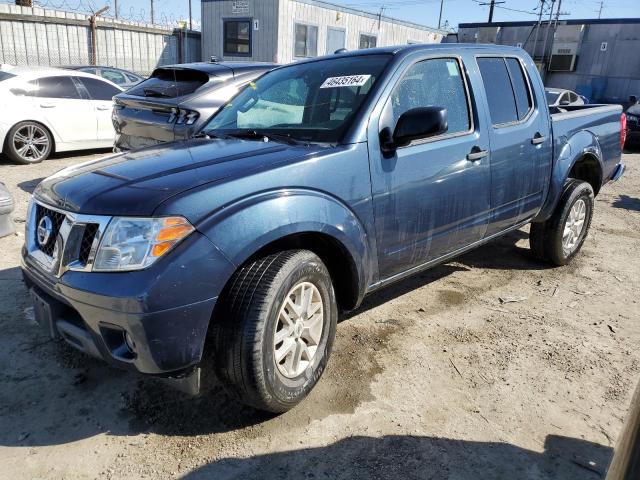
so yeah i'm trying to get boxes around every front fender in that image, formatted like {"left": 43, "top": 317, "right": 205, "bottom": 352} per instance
{"left": 534, "top": 130, "right": 603, "bottom": 222}
{"left": 197, "top": 188, "right": 373, "bottom": 301}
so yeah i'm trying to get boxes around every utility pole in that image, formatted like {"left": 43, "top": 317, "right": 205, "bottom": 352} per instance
{"left": 150, "top": 0, "right": 155, "bottom": 24}
{"left": 479, "top": 0, "right": 505, "bottom": 23}
{"left": 438, "top": 0, "right": 444, "bottom": 29}
{"left": 114, "top": 0, "right": 119, "bottom": 19}
{"left": 597, "top": 0, "right": 604, "bottom": 18}
{"left": 541, "top": 0, "right": 555, "bottom": 67}
{"left": 532, "top": 0, "right": 545, "bottom": 59}
{"left": 189, "top": 0, "right": 193, "bottom": 30}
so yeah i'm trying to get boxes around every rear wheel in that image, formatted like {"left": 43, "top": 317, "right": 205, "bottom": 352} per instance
{"left": 4, "top": 121, "right": 53, "bottom": 164}
{"left": 212, "top": 250, "right": 337, "bottom": 412}
{"left": 530, "top": 179, "right": 594, "bottom": 265}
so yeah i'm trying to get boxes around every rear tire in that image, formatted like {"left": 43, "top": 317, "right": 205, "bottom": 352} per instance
{"left": 212, "top": 250, "right": 337, "bottom": 413}
{"left": 4, "top": 121, "right": 53, "bottom": 165}
{"left": 530, "top": 179, "right": 594, "bottom": 266}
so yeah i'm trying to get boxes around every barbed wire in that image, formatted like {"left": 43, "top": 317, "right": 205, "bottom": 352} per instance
{"left": 0, "top": 0, "right": 200, "bottom": 30}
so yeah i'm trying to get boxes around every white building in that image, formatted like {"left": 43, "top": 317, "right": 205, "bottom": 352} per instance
{"left": 201, "top": 0, "right": 445, "bottom": 64}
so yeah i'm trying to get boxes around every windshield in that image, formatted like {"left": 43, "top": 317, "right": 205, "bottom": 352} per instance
{"left": 204, "top": 54, "right": 392, "bottom": 144}
{"left": 546, "top": 90, "right": 561, "bottom": 104}
{"left": 0, "top": 71, "right": 16, "bottom": 82}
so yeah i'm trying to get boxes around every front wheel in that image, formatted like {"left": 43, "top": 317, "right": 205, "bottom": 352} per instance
{"left": 530, "top": 179, "right": 594, "bottom": 266}
{"left": 212, "top": 250, "right": 337, "bottom": 413}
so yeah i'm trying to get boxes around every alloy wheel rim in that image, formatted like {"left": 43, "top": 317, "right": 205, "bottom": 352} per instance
{"left": 13, "top": 124, "right": 49, "bottom": 162}
{"left": 562, "top": 198, "right": 587, "bottom": 255}
{"left": 273, "top": 281, "right": 324, "bottom": 378}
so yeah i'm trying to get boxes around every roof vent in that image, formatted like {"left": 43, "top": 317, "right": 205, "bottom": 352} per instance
{"left": 210, "top": 56, "right": 220, "bottom": 63}
{"left": 334, "top": 48, "right": 348, "bottom": 54}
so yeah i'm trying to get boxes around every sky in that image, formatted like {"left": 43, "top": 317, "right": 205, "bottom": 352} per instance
{"left": 18, "top": 0, "right": 640, "bottom": 31}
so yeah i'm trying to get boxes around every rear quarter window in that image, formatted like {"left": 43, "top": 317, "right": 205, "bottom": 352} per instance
{"left": 128, "top": 68, "right": 210, "bottom": 98}
{"left": 78, "top": 77, "right": 122, "bottom": 101}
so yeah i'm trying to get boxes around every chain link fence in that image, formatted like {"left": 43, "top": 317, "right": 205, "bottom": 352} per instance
{"left": 0, "top": 3, "right": 200, "bottom": 75}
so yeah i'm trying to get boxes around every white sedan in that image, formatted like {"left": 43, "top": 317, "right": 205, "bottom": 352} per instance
{"left": 0, "top": 66, "right": 123, "bottom": 164}
{"left": 545, "top": 88, "right": 586, "bottom": 108}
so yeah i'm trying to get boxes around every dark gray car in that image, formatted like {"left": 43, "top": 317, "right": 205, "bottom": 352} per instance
{"left": 112, "top": 61, "right": 275, "bottom": 151}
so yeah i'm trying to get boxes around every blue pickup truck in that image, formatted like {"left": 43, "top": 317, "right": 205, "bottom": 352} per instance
{"left": 22, "top": 44, "right": 626, "bottom": 412}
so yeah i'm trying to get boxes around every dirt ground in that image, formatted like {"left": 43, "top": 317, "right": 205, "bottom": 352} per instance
{"left": 0, "top": 149, "right": 639, "bottom": 480}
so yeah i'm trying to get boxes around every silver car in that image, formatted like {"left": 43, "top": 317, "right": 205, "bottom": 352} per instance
{"left": 112, "top": 61, "right": 275, "bottom": 151}
{"left": 66, "top": 66, "right": 145, "bottom": 89}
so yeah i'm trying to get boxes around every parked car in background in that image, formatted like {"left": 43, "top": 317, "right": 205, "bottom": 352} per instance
{"left": 0, "top": 66, "right": 123, "bottom": 164}
{"left": 22, "top": 45, "right": 626, "bottom": 412}
{"left": 65, "top": 66, "right": 145, "bottom": 89}
{"left": 112, "top": 61, "right": 275, "bottom": 151}
{"left": 624, "top": 96, "right": 640, "bottom": 148}
{"left": 545, "top": 87, "right": 585, "bottom": 107}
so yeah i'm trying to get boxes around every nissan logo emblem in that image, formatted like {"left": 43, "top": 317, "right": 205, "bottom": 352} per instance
{"left": 37, "top": 216, "right": 53, "bottom": 247}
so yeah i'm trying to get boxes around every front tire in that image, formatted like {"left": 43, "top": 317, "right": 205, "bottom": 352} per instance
{"left": 212, "top": 250, "right": 337, "bottom": 413}
{"left": 4, "top": 121, "right": 53, "bottom": 164}
{"left": 530, "top": 179, "right": 594, "bottom": 265}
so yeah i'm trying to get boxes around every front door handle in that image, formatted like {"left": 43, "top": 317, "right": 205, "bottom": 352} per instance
{"left": 96, "top": 105, "right": 111, "bottom": 111}
{"left": 531, "top": 133, "right": 546, "bottom": 145}
{"left": 467, "top": 146, "right": 488, "bottom": 162}
{"left": 40, "top": 103, "right": 56, "bottom": 108}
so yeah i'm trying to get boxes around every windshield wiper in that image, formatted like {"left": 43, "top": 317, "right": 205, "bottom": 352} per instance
{"left": 225, "top": 130, "right": 306, "bottom": 146}
{"left": 193, "top": 131, "right": 232, "bottom": 140}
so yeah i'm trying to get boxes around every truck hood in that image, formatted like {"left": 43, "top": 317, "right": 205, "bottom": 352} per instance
{"left": 34, "top": 138, "right": 330, "bottom": 216}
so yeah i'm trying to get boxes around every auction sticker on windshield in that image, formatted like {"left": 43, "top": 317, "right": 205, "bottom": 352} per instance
{"left": 320, "top": 75, "right": 371, "bottom": 89}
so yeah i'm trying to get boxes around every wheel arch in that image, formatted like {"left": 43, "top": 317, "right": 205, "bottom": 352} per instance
{"left": 534, "top": 130, "right": 604, "bottom": 222}
{"left": 197, "top": 190, "right": 374, "bottom": 313}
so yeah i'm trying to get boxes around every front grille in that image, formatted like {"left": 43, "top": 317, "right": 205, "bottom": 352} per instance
{"left": 35, "top": 204, "right": 66, "bottom": 256}
{"left": 79, "top": 224, "right": 99, "bottom": 265}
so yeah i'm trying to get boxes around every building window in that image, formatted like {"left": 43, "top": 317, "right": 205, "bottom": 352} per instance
{"left": 295, "top": 23, "right": 318, "bottom": 58}
{"left": 359, "top": 34, "right": 377, "bottom": 49}
{"left": 224, "top": 19, "right": 252, "bottom": 56}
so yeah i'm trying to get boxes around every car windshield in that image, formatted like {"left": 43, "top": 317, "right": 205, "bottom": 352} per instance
{"left": 546, "top": 90, "right": 561, "bottom": 104}
{"left": 203, "top": 54, "right": 392, "bottom": 144}
{"left": 0, "top": 71, "right": 16, "bottom": 82}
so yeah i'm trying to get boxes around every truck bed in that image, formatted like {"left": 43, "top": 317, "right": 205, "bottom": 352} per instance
{"left": 550, "top": 103, "right": 623, "bottom": 184}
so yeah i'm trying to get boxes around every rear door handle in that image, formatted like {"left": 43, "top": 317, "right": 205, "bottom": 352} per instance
{"left": 531, "top": 133, "right": 546, "bottom": 145}
{"left": 96, "top": 105, "right": 111, "bottom": 111}
{"left": 467, "top": 147, "right": 488, "bottom": 162}
{"left": 40, "top": 103, "right": 56, "bottom": 108}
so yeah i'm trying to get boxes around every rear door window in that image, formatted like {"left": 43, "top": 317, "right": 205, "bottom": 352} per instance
{"left": 36, "top": 76, "right": 82, "bottom": 99}
{"left": 128, "top": 68, "right": 210, "bottom": 99}
{"left": 77, "top": 77, "right": 122, "bottom": 101}
{"left": 477, "top": 58, "right": 518, "bottom": 125}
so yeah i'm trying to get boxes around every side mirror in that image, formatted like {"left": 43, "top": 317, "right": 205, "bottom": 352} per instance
{"left": 10, "top": 88, "right": 27, "bottom": 96}
{"left": 383, "top": 107, "right": 448, "bottom": 151}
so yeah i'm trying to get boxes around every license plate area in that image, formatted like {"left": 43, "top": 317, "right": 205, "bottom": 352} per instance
{"left": 30, "top": 289, "right": 57, "bottom": 338}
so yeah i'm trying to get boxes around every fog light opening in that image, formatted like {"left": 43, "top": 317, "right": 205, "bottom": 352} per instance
{"left": 124, "top": 331, "right": 137, "bottom": 353}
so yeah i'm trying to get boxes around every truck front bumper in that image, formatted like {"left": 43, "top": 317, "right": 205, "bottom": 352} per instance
{"left": 20, "top": 231, "right": 235, "bottom": 385}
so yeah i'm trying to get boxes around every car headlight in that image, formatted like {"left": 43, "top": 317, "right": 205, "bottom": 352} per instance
{"left": 93, "top": 216, "right": 194, "bottom": 271}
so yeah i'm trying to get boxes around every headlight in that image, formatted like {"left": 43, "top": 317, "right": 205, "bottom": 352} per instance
{"left": 93, "top": 216, "right": 194, "bottom": 271}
